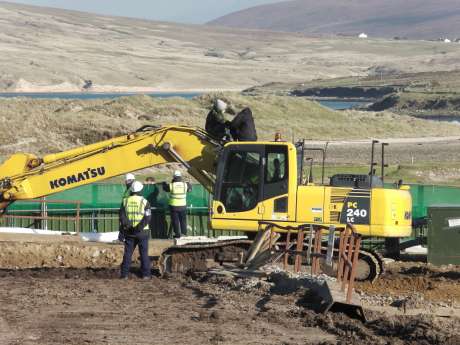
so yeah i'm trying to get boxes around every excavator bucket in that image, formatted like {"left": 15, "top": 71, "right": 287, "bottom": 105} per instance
{"left": 310, "top": 280, "right": 366, "bottom": 322}
{"left": 269, "top": 272, "right": 366, "bottom": 322}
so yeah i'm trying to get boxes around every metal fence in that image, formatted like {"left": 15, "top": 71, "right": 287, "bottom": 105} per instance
{"left": 0, "top": 198, "right": 82, "bottom": 233}
{"left": 1, "top": 197, "right": 242, "bottom": 239}
{"left": 4, "top": 182, "right": 460, "bottom": 240}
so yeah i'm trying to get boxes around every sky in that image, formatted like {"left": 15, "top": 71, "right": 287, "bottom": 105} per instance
{"left": 5, "top": 0, "right": 286, "bottom": 23}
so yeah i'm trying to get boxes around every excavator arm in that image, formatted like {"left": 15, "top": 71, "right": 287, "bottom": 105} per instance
{"left": 0, "top": 125, "right": 222, "bottom": 212}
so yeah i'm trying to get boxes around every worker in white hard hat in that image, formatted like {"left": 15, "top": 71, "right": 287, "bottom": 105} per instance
{"left": 118, "top": 173, "right": 137, "bottom": 243}
{"left": 162, "top": 170, "right": 192, "bottom": 238}
{"left": 123, "top": 173, "right": 136, "bottom": 199}
{"left": 119, "top": 181, "right": 152, "bottom": 279}
{"left": 205, "top": 98, "right": 235, "bottom": 141}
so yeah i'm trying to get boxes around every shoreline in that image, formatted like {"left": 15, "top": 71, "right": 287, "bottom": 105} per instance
{"left": 0, "top": 87, "right": 244, "bottom": 95}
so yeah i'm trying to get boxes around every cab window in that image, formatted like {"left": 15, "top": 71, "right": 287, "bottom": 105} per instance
{"left": 220, "top": 151, "right": 261, "bottom": 212}
{"left": 263, "top": 146, "right": 288, "bottom": 200}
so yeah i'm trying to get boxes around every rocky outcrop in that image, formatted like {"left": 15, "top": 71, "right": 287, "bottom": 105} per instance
{"left": 291, "top": 86, "right": 397, "bottom": 99}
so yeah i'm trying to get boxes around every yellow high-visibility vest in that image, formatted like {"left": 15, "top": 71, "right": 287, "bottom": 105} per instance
{"left": 169, "top": 182, "right": 187, "bottom": 207}
{"left": 123, "top": 195, "right": 149, "bottom": 230}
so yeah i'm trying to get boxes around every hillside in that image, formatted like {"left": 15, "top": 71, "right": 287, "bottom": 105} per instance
{"left": 210, "top": 0, "right": 460, "bottom": 40}
{"left": 1, "top": 2, "right": 460, "bottom": 92}
{"left": 2, "top": 93, "right": 460, "bottom": 155}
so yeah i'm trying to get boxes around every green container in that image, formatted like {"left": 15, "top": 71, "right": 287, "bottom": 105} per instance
{"left": 427, "top": 205, "right": 460, "bottom": 265}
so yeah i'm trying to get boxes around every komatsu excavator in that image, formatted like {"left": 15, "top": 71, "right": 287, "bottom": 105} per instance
{"left": 0, "top": 125, "right": 412, "bottom": 281}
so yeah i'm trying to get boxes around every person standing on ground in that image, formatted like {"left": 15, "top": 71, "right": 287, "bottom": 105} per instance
{"left": 163, "top": 170, "right": 192, "bottom": 239}
{"left": 118, "top": 173, "right": 136, "bottom": 242}
{"left": 205, "top": 98, "right": 234, "bottom": 140}
{"left": 228, "top": 107, "right": 257, "bottom": 141}
{"left": 124, "top": 173, "right": 136, "bottom": 198}
{"left": 119, "top": 181, "right": 152, "bottom": 279}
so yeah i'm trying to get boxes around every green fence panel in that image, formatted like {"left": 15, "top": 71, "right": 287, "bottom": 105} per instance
{"left": 6, "top": 182, "right": 460, "bottom": 239}
{"left": 383, "top": 183, "right": 460, "bottom": 220}
{"left": 7, "top": 183, "right": 210, "bottom": 211}
{"left": 409, "top": 184, "right": 460, "bottom": 219}
{"left": 3, "top": 183, "right": 215, "bottom": 237}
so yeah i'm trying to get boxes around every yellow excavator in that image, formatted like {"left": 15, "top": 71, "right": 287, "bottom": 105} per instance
{"left": 0, "top": 125, "right": 412, "bottom": 280}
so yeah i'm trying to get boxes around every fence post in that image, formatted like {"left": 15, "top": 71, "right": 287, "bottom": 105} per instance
{"left": 75, "top": 201, "right": 81, "bottom": 233}
{"left": 284, "top": 229, "right": 291, "bottom": 270}
{"left": 307, "top": 224, "right": 313, "bottom": 265}
{"left": 347, "top": 234, "right": 362, "bottom": 303}
{"left": 41, "top": 197, "right": 48, "bottom": 230}
{"left": 294, "top": 229, "right": 305, "bottom": 273}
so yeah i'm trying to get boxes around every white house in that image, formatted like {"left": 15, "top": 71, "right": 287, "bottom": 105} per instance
{"left": 358, "top": 33, "right": 368, "bottom": 39}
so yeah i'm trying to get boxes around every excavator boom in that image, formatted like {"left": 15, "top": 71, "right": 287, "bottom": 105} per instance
{"left": 0, "top": 125, "right": 222, "bottom": 211}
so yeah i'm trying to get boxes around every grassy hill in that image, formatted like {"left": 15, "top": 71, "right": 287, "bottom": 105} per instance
{"left": 3, "top": 93, "right": 460, "bottom": 184}
{"left": 2, "top": 93, "right": 460, "bottom": 154}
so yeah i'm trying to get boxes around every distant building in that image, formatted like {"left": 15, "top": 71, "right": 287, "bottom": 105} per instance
{"left": 358, "top": 33, "right": 368, "bottom": 39}
{"left": 444, "top": 38, "right": 451, "bottom": 43}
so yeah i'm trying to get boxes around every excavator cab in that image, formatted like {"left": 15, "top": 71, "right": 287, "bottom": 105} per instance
{"left": 211, "top": 141, "right": 298, "bottom": 231}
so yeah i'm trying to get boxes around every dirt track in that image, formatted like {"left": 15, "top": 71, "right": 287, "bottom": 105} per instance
{"left": 0, "top": 236, "right": 459, "bottom": 345}
{"left": 0, "top": 268, "right": 337, "bottom": 345}
{"left": 0, "top": 266, "right": 458, "bottom": 345}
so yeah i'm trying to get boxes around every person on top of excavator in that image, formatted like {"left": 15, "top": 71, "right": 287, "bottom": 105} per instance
{"left": 205, "top": 99, "right": 257, "bottom": 142}
{"left": 205, "top": 98, "right": 234, "bottom": 141}
{"left": 227, "top": 106, "right": 257, "bottom": 142}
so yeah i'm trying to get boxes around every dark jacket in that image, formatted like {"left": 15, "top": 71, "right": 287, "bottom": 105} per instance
{"left": 205, "top": 109, "right": 227, "bottom": 140}
{"left": 229, "top": 107, "right": 257, "bottom": 141}
{"left": 119, "top": 193, "right": 151, "bottom": 235}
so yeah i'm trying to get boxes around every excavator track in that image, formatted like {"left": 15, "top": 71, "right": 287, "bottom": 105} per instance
{"left": 159, "top": 239, "right": 384, "bottom": 282}
{"left": 159, "top": 239, "right": 252, "bottom": 275}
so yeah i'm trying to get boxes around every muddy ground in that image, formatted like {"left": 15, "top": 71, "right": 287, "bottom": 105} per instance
{"left": 0, "top": 267, "right": 458, "bottom": 345}
{"left": 0, "top": 237, "right": 459, "bottom": 345}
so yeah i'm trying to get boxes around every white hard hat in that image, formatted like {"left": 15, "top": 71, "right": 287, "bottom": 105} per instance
{"left": 125, "top": 173, "right": 135, "bottom": 182}
{"left": 174, "top": 170, "right": 182, "bottom": 177}
{"left": 130, "top": 181, "right": 144, "bottom": 193}
{"left": 215, "top": 99, "right": 227, "bottom": 113}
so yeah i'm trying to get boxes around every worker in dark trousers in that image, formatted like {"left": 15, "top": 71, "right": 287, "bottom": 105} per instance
{"left": 119, "top": 181, "right": 152, "bottom": 280}
{"left": 118, "top": 173, "right": 136, "bottom": 242}
{"left": 205, "top": 99, "right": 234, "bottom": 141}
{"left": 228, "top": 107, "right": 257, "bottom": 141}
{"left": 163, "top": 170, "right": 192, "bottom": 238}
{"left": 123, "top": 173, "right": 135, "bottom": 198}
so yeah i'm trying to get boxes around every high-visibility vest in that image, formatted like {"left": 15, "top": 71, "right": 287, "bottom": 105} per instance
{"left": 169, "top": 182, "right": 187, "bottom": 207}
{"left": 123, "top": 195, "right": 149, "bottom": 230}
